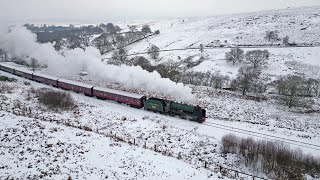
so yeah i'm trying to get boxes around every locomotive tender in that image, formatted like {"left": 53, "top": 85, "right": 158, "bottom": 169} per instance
{"left": 0, "top": 63, "right": 206, "bottom": 123}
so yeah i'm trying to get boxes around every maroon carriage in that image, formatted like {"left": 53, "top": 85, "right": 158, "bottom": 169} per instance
{"left": 57, "top": 79, "right": 94, "bottom": 96}
{"left": 33, "top": 73, "right": 59, "bottom": 87}
{"left": 93, "top": 86, "right": 145, "bottom": 108}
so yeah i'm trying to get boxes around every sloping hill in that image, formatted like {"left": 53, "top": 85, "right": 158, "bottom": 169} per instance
{"left": 104, "top": 6, "right": 320, "bottom": 79}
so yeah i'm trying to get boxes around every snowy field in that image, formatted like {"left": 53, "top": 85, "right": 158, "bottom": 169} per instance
{"left": 1, "top": 68, "right": 320, "bottom": 179}
{"left": 0, "top": 111, "right": 220, "bottom": 180}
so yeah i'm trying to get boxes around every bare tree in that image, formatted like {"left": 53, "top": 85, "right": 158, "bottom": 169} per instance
{"left": 305, "top": 78, "right": 319, "bottom": 97}
{"left": 93, "top": 33, "right": 114, "bottom": 53}
{"left": 110, "top": 48, "right": 128, "bottom": 65}
{"left": 164, "top": 60, "right": 181, "bottom": 82}
{"left": 275, "top": 76, "right": 287, "bottom": 95}
{"left": 199, "top": 44, "right": 204, "bottom": 53}
{"left": 81, "top": 35, "right": 91, "bottom": 47}
{"left": 106, "top": 23, "right": 117, "bottom": 34}
{"left": 233, "top": 66, "right": 259, "bottom": 96}
{"left": 245, "top": 50, "right": 270, "bottom": 69}
{"left": 225, "top": 48, "right": 244, "bottom": 65}
{"left": 0, "top": 49, "right": 7, "bottom": 61}
{"left": 68, "top": 36, "right": 82, "bottom": 49}
{"left": 148, "top": 44, "right": 160, "bottom": 59}
{"left": 114, "top": 25, "right": 121, "bottom": 33}
{"left": 210, "top": 71, "right": 226, "bottom": 89}
{"left": 276, "top": 75, "right": 305, "bottom": 108}
{"left": 133, "top": 56, "right": 154, "bottom": 72}
{"left": 265, "top": 31, "right": 280, "bottom": 41}
{"left": 155, "top": 60, "right": 181, "bottom": 82}
{"left": 141, "top": 25, "right": 152, "bottom": 37}
{"left": 99, "top": 23, "right": 107, "bottom": 30}
{"left": 129, "top": 25, "right": 137, "bottom": 32}
{"left": 282, "top": 35, "right": 290, "bottom": 46}
{"left": 30, "top": 58, "right": 40, "bottom": 71}
{"left": 115, "top": 34, "right": 126, "bottom": 48}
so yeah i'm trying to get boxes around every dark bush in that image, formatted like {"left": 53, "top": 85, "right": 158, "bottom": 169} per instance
{"left": 24, "top": 81, "right": 31, "bottom": 86}
{"left": 133, "top": 56, "right": 155, "bottom": 72}
{"left": 0, "top": 76, "right": 17, "bottom": 82}
{"left": 154, "top": 30, "right": 160, "bottom": 35}
{"left": 37, "top": 89, "right": 76, "bottom": 111}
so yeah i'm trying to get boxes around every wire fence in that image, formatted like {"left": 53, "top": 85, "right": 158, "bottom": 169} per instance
{"left": 0, "top": 100, "right": 269, "bottom": 180}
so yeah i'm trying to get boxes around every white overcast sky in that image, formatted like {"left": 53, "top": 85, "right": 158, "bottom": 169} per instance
{"left": 1, "top": 0, "right": 320, "bottom": 22}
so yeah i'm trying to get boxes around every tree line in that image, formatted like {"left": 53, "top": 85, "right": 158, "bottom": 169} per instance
{"left": 94, "top": 24, "right": 155, "bottom": 54}
{"left": 24, "top": 23, "right": 158, "bottom": 53}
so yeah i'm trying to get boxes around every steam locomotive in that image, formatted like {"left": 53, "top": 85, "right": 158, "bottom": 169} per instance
{"left": 0, "top": 63, "right": 206, "bottom": 123}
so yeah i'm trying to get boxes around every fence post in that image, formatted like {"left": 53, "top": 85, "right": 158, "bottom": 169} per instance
{"left": 154, "top": 145, "right": 157, "bottom": 152}
{"left": 144, "top": 142, "right": 147, "bottom": 149}
{"left": 133, "top": 139, "right": 136, "bottom": 145}
{"left": 220, "top": 166, "right": 222, "bottom": 172}
{"left": 204, "top": 161, "right": 207, "bottom": 169}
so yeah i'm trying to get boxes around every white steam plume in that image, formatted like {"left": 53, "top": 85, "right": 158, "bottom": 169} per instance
{"left": 0, "top": 25, "right": 197, "bottom": 103}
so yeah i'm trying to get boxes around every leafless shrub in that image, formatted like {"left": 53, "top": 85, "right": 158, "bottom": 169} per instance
{"left": 221, "top": 134, "right": 320, "bottom": 179}
{"left": 83, "top": 125, "right": 92, "bottom": 132}
{"left": 36, "top": 89, "right": 76, "bottom": 111}
{"left": 0, "top": 82, "right": 14, "bottom": 93}
{"left": 221, "top": 134, "right": 239, "bottom": 154}
{"left": 24, "top": 81, "right": 31, "bottom": 86}
{"left": 265, "top": 30, "right": 280, "bottom": 42}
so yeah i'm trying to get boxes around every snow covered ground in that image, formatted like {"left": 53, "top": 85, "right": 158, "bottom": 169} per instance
{"left": 0, "top": 111, "right": 221, "bottom": 180}
{"left": 1, "top": 67, "right": 320, "bottom": 179}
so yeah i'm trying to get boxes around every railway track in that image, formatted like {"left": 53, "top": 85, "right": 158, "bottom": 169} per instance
{"left": 203, "top": 121, "right": 320, "bottom": 151}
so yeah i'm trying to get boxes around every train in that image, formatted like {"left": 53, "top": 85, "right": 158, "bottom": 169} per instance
{"left": 0, "top": 63, "right": 206, "bottom": 123}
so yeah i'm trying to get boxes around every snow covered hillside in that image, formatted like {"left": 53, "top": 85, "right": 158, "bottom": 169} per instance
{"left": 103, "top": 6, "right": 320, "bottom": 79}
{"left": 124, "top": 6, "right": 320, "bottom": 50}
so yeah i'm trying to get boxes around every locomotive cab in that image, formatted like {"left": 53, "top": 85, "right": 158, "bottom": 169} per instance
{"left": 193, "top": 106, "right": 206, "bottom": 123}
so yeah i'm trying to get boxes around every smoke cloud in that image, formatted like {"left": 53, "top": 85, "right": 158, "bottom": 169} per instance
{"left": 0, "top": 25, "right": 197, "bottom": 103}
